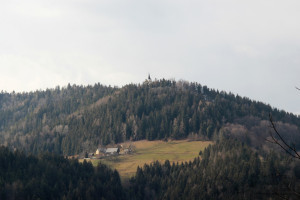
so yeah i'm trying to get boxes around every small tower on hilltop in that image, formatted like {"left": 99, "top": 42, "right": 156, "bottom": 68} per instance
{"left": 148, "top": 74, "right": 152, "bottom": 81}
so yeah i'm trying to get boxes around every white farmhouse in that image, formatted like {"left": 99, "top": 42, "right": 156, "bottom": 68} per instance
{"left": 105, "top": 148, "right": 120, "bottom": 155}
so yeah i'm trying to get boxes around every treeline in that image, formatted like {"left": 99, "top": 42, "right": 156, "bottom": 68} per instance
{"left": 0, "top": 83, "right": 116, "bottom": 155}
{"left": 129, "top": 139, "right": 300, "bottom": 200}
{"left": 1, "top": 139, "right": 299, "bottom": 199}
{"left": 0, "top": 79, "right": 299, "bottom": 155}
{"left": 62, "top": 79, "right": 300, "bottom": 154}
{"left": 0, "top": 146, "right": 124, "bottom": 200}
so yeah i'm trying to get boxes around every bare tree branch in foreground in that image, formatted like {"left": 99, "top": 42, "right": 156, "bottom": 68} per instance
{"left": 267, "top": 113, "right": 300, "bottom": 160}
{"left": 267, "top": 113, "right": 300, "bottom": 199}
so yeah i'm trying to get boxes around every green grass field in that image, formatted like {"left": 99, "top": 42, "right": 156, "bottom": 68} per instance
{"left": 83, "top": 140, "right": 212, "bottom": 179}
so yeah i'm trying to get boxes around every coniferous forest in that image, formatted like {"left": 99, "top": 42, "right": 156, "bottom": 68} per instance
{"left": 1, "top": 139, "right": 299, "bottom": 199}
{"left": 0, "top": 146, "right": 124, "bottom": 200}
{"left": 0, "top": 78, "right": 300, "bottom": 199}
{"left": 129, "top": 139, "right": 300, "bottom": 199}
{"left": 1, "top": 79, "right": 299, "bottom": 155}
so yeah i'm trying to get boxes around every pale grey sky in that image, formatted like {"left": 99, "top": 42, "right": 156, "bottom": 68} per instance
{"left": 0, "top": 0, "right": 300, "bottom": 114}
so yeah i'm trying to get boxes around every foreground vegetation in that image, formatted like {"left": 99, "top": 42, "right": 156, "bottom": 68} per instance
{"left": 1, "top": 138, "right": 299, "bottom": 199}
{"left": 87, "top": 140, "right": 212, "bottom": 178}
{"left": 129, "top": 139, "right": 300, "bottom": 200}
{"left": 0, "top": 146, "right": 124, "bottom": 200}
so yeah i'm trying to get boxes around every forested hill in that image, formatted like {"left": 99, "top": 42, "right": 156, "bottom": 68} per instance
{"left": 0, "top": 146, "right": 125, "bottom": 199}
{"left": 129, "top": 139, "right": 300, "bottom": 199}
{"left": 0, "top": 79, "right": 299, "bottom": 155}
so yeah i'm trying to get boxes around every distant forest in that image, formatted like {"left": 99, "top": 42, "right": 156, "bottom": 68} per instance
{"left": 0, "top": 78, "right": 299, "bottom": 155}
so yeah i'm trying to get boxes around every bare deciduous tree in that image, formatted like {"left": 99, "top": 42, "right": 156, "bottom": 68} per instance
{"left": 268, "top": 113, "right": 300, "bottom": 160}
{"left": 266, "top": 87, "right": 300, "bottom": 199}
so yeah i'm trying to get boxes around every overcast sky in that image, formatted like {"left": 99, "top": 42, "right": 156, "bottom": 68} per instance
{"left": 0, "top": 0, "right": 300, "bottom": 114}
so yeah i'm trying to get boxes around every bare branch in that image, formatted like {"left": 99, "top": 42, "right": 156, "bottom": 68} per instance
{"left": 268, "top": 113, "right": 300, "bottom": 159}
{"left": 275, "top": 193, "right": 289, "bottom": 200}
{"left": 265, "top": 138, "right": 277, "bottom": 144}
{"left": 267, "top": 89, "right": 300, "bottom": 198}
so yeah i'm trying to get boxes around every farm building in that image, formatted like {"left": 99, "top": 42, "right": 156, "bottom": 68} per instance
{"left": 105, "top": 148, "right": 119, "bottom": 155}
{"left": 95, "top": 148, "right": 106, "bottom": 155}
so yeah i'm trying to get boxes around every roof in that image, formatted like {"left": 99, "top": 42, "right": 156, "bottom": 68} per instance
{"left": 106, "top": 148, "right": 119, "bottom": 153}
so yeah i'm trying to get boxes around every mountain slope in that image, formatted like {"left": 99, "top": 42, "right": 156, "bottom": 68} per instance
{"left": 129, "top": 139, "right": 300, "bottom": 199}
{"left": 0, "top": 146, "right": 124, "bottom": 199}
{"left": 0, "top": 79, "right": 299, "bottom": 155}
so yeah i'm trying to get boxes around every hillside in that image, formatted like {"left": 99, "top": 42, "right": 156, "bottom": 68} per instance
{"left": 0, "top": 79, "right": 299, "bottom": 155}
{"left": 0, "top": 146, "right": 124, "bottom": 200}
{"left": 86, "top": 140, "right": 212, "bottom": 179}
{"left": 129, "top": 139, "right": 300, "bottom": 199}
{"left": 1, "top": 139, "right": 299, "bottom": 200}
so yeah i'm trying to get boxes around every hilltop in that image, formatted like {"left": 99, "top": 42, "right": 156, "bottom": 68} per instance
{"left": 0, "top": 78, "right": 299, "bottom": 155}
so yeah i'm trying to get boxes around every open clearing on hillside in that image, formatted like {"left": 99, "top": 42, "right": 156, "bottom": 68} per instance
{"left": 85, "top": 140, "right": 212, "bottom": 179}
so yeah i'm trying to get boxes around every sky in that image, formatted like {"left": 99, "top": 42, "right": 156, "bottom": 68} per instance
{"left": 0, "top": 0, "right": 300, "bottom": 114}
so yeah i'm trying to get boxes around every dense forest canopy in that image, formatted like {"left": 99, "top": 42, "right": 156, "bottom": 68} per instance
{"left": 0, "top": 79, "right": 299, "bottom": 155}
{"left": 0, "top": 146, "right": 125, "bottom": 200}
{"left": 1, "top": 139, "right": 299, "bottom": 200}
{"left": 129, "top": 139, "right": 300, "bottom": 200}
{"left": 0, "top": 78, "right": 299, "bottom": 199}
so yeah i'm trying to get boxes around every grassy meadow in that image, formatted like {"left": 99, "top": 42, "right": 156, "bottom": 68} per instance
{"left": 84, "top": 140, "right": 212, "bottom": 179}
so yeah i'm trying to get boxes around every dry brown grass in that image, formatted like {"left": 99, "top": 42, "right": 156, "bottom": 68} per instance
{"left": 83, "top": 139, "right": 212, "bottom": 180}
